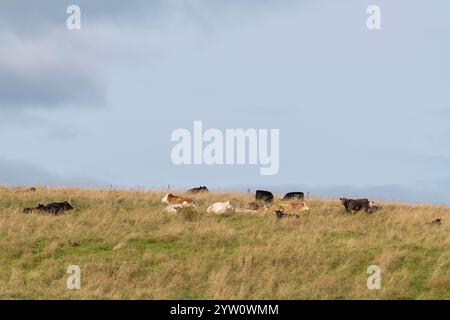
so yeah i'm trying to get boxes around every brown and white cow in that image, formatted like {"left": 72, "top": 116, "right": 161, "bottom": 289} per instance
{"left": 161, "top": 193, "right": 195, "bottom": 207}
{"left": 272, "top": 201, "right": 310, "bottom": 212}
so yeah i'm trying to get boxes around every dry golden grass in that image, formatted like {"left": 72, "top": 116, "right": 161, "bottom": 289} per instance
{"left": 0, "top": 186, "right": 449, "bottom": 299}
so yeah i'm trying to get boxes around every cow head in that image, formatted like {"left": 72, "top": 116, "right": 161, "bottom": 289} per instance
{"left": 224, "top": 200, "right": 232, "bottom": 210}
{"left": 301, "top": 202, "right": 310, "bottom": 211}
{"left": 161, "top": 193, "right": 172, "bottom": 204}
{"left": 63, "top": 201, "right": 74, "bottom": 210}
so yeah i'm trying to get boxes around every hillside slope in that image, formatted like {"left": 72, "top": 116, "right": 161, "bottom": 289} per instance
{"left": 0, "top": 187, "right": 449, "bottom": 299}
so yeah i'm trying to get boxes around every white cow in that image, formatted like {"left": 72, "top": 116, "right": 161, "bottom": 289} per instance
{"left": 207, "top": 201, "right": 234, "bottom": 214}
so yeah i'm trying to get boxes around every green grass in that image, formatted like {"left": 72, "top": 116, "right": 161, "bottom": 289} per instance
{"left": 0, "top": 186, "right": 449, "bottom": 299}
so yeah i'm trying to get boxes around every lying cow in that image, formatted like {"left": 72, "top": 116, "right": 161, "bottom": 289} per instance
{"left": 207, "top": 201, "right": 234, "bottom": 214}
{"left": 427, "top": 218, "right": 442, "bottom": 226}
{"left": 339, "top": 198, "right": 374, "bottom": 213}
{"left": 235, "top": 201, "right": 268, "bottom": 214}
{"left": 188, "top": 186, "right": 209, "bottom": 194}
{"left": 272, "top": 201, "right": 310, "bottom": 213}
{"left": 23, "top": 201, "right": 74, "bottom": 215}
{"left": 247, "top": 201, "right": 268, "bottom": 211}
{"left": 282, "top": 192, "right": 304, "bottom": 201}
{"left": 15, "top": 187, "right": 37, "bottom": 193}
{"left": 162, "top": 193, "right": 195, "bottom": 207}
{"left": 255, "top": 190, "right": 274, "bottom": 203}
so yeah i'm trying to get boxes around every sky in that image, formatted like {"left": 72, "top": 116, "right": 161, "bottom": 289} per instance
{"left": 1, "top": 0, "right": 450, "bottom": 203}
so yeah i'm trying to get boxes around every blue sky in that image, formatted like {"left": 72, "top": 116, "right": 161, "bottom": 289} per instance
{"left": 1, "top": 0, "right": 450, "bottom": 203}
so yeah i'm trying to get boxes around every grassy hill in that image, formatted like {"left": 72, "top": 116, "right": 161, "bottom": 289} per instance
{"left": 0, "top": 186, "right": 448, "bottom": 299}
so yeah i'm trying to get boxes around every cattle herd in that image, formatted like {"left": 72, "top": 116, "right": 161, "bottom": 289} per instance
{"left": 18, "top": 187, "right": 442, "bottom": 224}
{"left": 160, "top": 188, "right": 383, "bottom": 218}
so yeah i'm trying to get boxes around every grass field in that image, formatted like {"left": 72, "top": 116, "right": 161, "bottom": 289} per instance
{"left": 0, "top": 186, "right": 449, "bottom": 299}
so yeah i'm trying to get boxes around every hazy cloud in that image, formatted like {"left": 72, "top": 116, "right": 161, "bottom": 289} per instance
{"left": 0, "top": 158, "right": 107, "bottom": 187}
{"left": 0, "top": 0, "right": 284, "bottom": 110}
{"left": 1, "top": 0, "right": 450, "bottom": 204}
{"left": 0, "top": 32, "right": 106, "bottom": 110}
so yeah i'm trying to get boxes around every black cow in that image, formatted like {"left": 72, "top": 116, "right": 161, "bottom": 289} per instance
{"left": 427, "top": 218, "right": 442, "bottom": 226}
{"left": 339, "top": 198, "right": 373, "bottom": 213}
{"left": 23, "top": 204, "right": 46, "bottom": 213}
{"left": 188, "top": 186, "right": 209, "bottom": 194}
{"left": 23, "top": 201, "right": 74, "bottom": 215}
{"left": 282, "top": 192, "right": 305, "bottom": 201}
{"left": 255, "top": 190, "right": 274, "bottom": 203}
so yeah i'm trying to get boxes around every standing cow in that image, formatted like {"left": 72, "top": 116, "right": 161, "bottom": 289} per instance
{"left": 282, "top": 192, "right": 305, "bottom": 201}
{"left": 255, "top": 190, "right": 274, "bottom": 203}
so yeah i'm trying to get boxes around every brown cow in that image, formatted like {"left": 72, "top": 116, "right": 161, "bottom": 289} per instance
{"left": 161, "top": 193, "right": 195, "bottom": 206}
{"left": 272, "top": 201, "right": 310, "bottom": 212}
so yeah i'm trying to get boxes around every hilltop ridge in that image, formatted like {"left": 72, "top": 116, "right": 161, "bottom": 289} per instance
{"left": 0, "top": 186, "right": 448, "bottom": 299}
